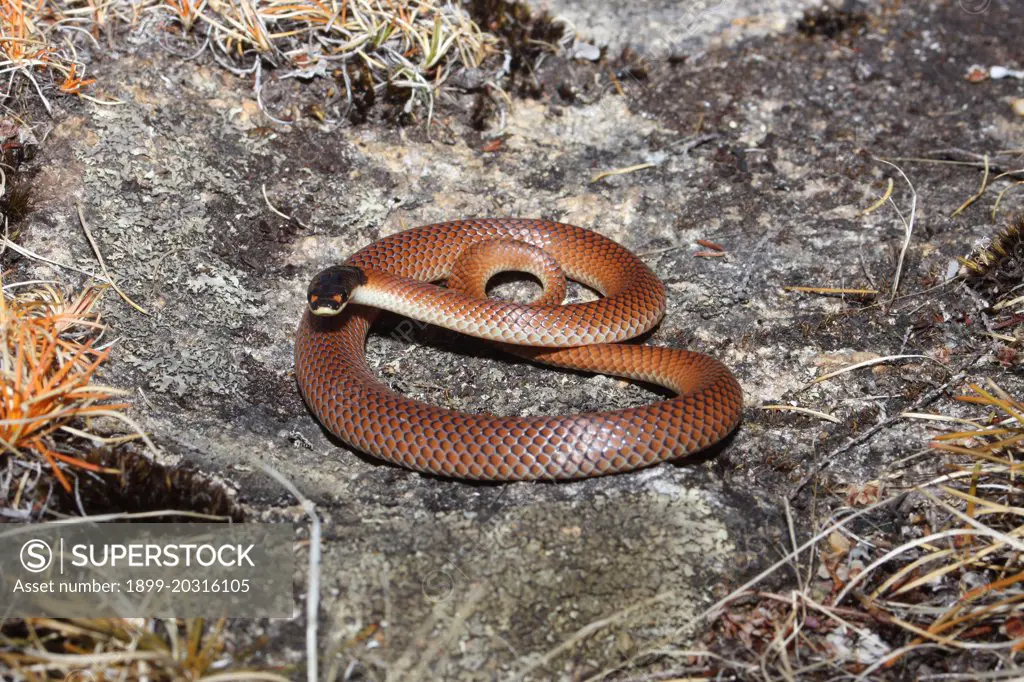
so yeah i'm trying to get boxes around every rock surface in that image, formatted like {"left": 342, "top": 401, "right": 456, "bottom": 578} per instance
{"left": 9, "top": 0, "right": 1023, "bottom": 678}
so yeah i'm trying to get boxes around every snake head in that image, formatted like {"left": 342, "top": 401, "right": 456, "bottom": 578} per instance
{"left": 307, "top": 265, "right": 368, "bottom": 316}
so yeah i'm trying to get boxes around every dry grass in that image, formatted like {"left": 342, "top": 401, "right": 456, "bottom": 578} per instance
{"left": 0, "top": 0, "right": 100, "bottom": 113}
{"left": 961, "top": 216, "right": 1023, "bottom": 361}
{"left": 0, "top": 281, "right": 289, "bottom": 681}
{"left": 687, "top": 380, "right": 1024, "bottom": 679}
{"left": 0, "top": 616, "right": 292, "bottom": 681}
{"left": 0, "top": 282, "right": 132, "bottom": 495}
{"left": 0, "top": 0, "right": 497, "bottom": 119}
{"left": 887, "top": 383, "right": 1024, "bottom": 660}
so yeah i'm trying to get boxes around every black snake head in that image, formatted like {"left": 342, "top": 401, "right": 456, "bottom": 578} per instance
{"left": 307, "top": 265, "right": 367, "bottom": 316}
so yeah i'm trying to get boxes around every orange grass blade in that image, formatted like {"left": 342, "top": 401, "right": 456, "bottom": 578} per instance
{"left": 45, "top": 449, "right": 119, "bottom": 475}
{"left": 38, "top": 447, "right": 72, "bottom": 492}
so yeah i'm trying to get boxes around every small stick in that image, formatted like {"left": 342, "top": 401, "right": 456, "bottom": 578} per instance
{"left": 983, "top": 330, "right": 1018, "bottom": 343}
{"left": 901, "top": 412, "right": 985, "bottom": 428}
{"left": 863, "top": 177, "right": 894, "bottom": 214}
{"left": 21, "top": 69, "right": 52, "bottom": 116}
{"left": 808, "top": 354, "right": 938, "bottom": 386}
{"left": 874, "top": 158, "right": 917, "bottom": 302}
{"left": 992, "top": 294, "right": 1024, "bottom": 311}
{"left": 881, "top": 157, "right": 984, "bottom": 166}
{"left": 991, "top": 180, "right": 1024, "bottom": 220}
{"left": 761, "top": 405, "right": 841, "bottom": 423}
{"left": 76, "top": 203, "right": 149, "bottom": 315}
{"left": 951, "top": 153, "right": 990, "bottom": 217}
{"left": 991, "top": 167, "right": 1024, "bottom": 182}
{"left": 784, "top": 286, "right": 878, "bottom": 296}
{"left": 262, "top": 183, "right": 308, "bottom": 228}
{"left": 2, "top": 236, "right": 108, "bottom": 284}
{"left": 590, "top": 162, "right": 657, "bottom": 183}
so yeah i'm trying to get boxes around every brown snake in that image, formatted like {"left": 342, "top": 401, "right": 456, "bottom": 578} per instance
{"left": 294, "top": 218, "right": 743, "bottom": 480}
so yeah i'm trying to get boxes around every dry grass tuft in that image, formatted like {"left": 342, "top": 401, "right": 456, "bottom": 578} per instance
{"left": 0, "top": 0, "right": 102, "bottom": 112}
{"left": 961, "top": 216, "right": 1024, "bottom": 361}
{"left": 960, "top": 216, "right": 1024, "bottom": 288}
{"left": 689, "top": 380, "right": 1024, "bottom": 680}
{"left": 1, "top": 282, "right": 284, "bottom": 682}
{"left": 0, "top": 0, "right": 499, "bottom": 120}
{"left": 0, "top": 616, "right": 292, "bottom": 681}
{"left": 0, "top": 282, "right": 130, "bottom": 494}
{"left": 896, "top": 382, "right": 1024, "bottom": 657}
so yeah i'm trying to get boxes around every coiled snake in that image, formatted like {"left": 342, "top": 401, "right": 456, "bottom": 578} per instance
{"left": 295, "top": 218, "right": 742, "bottom": 480}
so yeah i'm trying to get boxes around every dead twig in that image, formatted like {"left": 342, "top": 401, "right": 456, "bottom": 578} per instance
{"left": 784, "top": 286, "right": 879, "bottom": 296}
{"left": 761, "top": 404, "right": 841, "bottom": 424}
{"left": 951, "top": 153, "right": 990, "bottom": 217}
{"left": 591, "top": 162, "right": 657, "bottom": 183}
{"left": 873, "top": 159, "right": 917, "bottom": 302}
{"left": 863, "top": 177, "right": 894, "bottom": 215}
{"left": 76, "top": 203, "right": 149, "bottom": 315}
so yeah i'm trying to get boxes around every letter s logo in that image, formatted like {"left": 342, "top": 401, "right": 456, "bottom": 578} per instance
{"left": 20, "top": 540, "right": 53, "bottom": 573}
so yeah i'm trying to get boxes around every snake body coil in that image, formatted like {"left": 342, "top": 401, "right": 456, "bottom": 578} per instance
{"left": 295, "top": 218, "right": 743, "bottom": 480}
